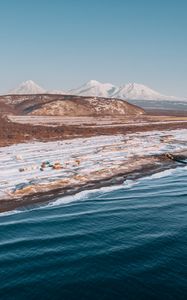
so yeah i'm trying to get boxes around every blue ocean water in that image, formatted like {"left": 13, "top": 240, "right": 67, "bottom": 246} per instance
{"left": 0, "top": 167, "right": 187, "bottom": 300}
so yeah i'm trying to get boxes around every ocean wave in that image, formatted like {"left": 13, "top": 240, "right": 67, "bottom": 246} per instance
{"left": 147, "top": 169, "right": 176, "bottom": 179}
{"left": 44, "top": 179, "right": 139, "bottom": 208}
{"left": 46, "top": 185, "right": 124, "bottom": 208}
{"left": 0, "top": 180, "right": 138, "bottom": 215}
{"left": 0, "top": 209, "right": 23, "bottom": 217}
{"left": 142, "top": 164, "right": 187, "bottom": 181}
{"left": 1, "top": 165, "right": 186, "bottom": 215}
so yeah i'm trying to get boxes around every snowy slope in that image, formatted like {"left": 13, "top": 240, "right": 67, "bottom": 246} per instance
{"left": 8, "top": 80, "right": 46, "bottom": 94}
{"left": 113, "top": 83, "right": 182, "bottom": 101}
{"left": 70, "top": 81, "right": 185, "bottom": 101}
{"left": 68, "top": 80, "right": 119, "bottom": 98}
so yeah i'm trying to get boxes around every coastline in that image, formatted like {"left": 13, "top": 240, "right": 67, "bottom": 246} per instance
{"left": 1, "top": 115, "right": 187, "bottom": 213}
{"left": 0, "top": 150, "right": 186, "bottom": 213}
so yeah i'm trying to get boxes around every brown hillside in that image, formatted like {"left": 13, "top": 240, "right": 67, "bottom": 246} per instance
{"left": 28, "top": 96, "right": 144, "bottom": 116}
{"left": 0, "top": 94, "right": 144, "bottom": 116}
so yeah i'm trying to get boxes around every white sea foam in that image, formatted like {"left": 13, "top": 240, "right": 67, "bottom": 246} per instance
{"left": 148, "top": 169, "right": 176, "bottom": 179}
{"left": 44, "top": 179, "right": 140, "bottom": 208}
{"left": 46, "top": 185, "right": 124, "bottom": 207}
{"left": 0, "top": 209, "right": 23, "bottom": 217}
{"left": 142, "top": 164, "right": 187, "bottom": 181}
{"left": 0, "top": 180, "right": 139, "bottom": 215}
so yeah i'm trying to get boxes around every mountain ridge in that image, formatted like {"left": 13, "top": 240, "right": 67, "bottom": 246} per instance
{"left": 4, "top": 79, "right": 186, "bottom": 101}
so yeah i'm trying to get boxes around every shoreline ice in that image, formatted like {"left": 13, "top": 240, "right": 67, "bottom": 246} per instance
{"left": 0, "top": 129, "right": 187, "bottom": 212}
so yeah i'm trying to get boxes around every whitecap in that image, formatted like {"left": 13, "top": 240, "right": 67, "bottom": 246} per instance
{"left": 44, "top": 179, "right": 140, "bottom": 208}
{"left": 0, "top": 209, "right": 23, "bottom": 217}
{"left": 147, "top": 169, "right": 176, "bottom": 179}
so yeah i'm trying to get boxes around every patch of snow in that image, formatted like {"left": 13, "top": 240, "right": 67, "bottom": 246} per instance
{"left": 0, "top": 129, "right": 187, "bottom": 200}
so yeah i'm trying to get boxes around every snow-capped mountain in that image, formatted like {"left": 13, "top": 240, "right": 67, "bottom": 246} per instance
{"left": 68, "top": 80, "right": 119, "bottom": 98}
{"left": 8, "top": 80, "right": 46, "bottom": 94}
{"left": 112, "top": 83, "right": 181, "bottom": 101}
{"left": 68, "top": 80, "right": 185, "bottom": 101}
{"left": 6, "top": 79, "right": 186, "bottom": 101}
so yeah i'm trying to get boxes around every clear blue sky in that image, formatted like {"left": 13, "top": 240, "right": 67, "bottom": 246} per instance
{"left": 0, "top": 0, "right": 186, "bottom": 96}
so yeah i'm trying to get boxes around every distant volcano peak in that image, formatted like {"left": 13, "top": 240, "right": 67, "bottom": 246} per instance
{"left": 8, "top": 80, "right": 46, "bottom": 95}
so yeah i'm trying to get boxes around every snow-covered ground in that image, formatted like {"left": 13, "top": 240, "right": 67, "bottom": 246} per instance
{"left": 0, "top": 129, "right": 187, "bottom": 199}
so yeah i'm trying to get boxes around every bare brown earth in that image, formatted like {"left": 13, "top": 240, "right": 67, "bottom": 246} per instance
{"left": 0, "top": 94, "right": 144, "bottom": 115}
{"left": 0, "top": 94, "right": 142, "bottom": 146}
{"left": 0, "top": 94, "right": 187, "bottom": 146}
{"left": 0, "top": 112, "right": 187, "bottom": 147}
{"left": 1, "top": 114, "right": 187, "bottom": 147}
